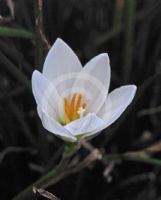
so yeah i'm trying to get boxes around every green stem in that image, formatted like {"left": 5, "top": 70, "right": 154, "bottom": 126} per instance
{"left": 12, "top": 142, "right": 79, "bottom": 200}
{"left": 12, "top": 167, "right": 58, "bottom": 200}
{"left": 124, "top": 155, "right": 161, "bottom": 166}
{"left": 123, "top": 0, "right": 136, "bottom": 82}
{"left": 113, "top": 0, "right": 124, "bottom": 33}
{"left": 63, "top": 142, "right": 80, "bottom": 158}
{"left": 103, "top": 154, "right": 161, "bottom": 166}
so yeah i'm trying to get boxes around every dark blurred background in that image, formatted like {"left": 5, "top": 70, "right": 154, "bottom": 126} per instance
{"left": 0, "top": 0, "right": 161, "bottom": 199}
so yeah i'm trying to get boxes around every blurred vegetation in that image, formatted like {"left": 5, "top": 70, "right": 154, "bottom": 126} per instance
{"left": 0, "top": 0, "right": 161, "bottom": 200}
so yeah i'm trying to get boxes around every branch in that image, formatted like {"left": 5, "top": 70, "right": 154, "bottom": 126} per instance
{"left": 82, "top": 140, "right": 161, "bottom": 167}
{"left": 33, "top": 187, "right": 60, "bottom": 200}
{"left": 34, "top": 0, "right": 51, "bottom": 71}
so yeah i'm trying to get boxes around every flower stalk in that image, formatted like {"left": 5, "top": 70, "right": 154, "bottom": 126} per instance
{"left": 63, "top": 142, "right": 80, "bottom": 158}
{"left": 12, "top": 141, "right": 80, "bottom": 200}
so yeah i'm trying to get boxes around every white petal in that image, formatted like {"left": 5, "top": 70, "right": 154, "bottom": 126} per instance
{"left": 42, "top": 38, "right": 82, "bottom": 95}
{"left": 32, "top": 70, "right": 49, "bottom": 106}
{"left": 72, "top": 53, "right": 110, "bottom": 114}
{"left": 32, "top": 70, "right": 63, "bottom": 120}
{"left": 38, "top": 108, "right": 76, "bottom": 142}
{"left": 99, "top": 85, "right": 137, "bottom": 125}
{"left": 64, "top": 113, "right": 105, "bottom": 136}
{"left": 83, "top": 85, "right": 137, "bottom": 139}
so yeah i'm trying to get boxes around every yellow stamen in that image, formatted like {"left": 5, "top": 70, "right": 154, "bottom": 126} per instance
{"left": 74, "top": 94, "right": 82, "bottom": 120}
{"left": 69, "top": 93, "right": 76, "bottom": 119}
{"left": 63, "top": 93, "right": 86, "bottom": 124}
{"left": 64, "top": 97, "right": 70, "bottom": 123}
{"left": 82, "top": 102, "right": 87, "bottom": 109}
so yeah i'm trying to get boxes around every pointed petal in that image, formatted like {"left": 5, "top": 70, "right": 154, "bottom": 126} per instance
{"left": 38, "top": 107, "right": 76, "bottom": 142}
{"left": 72, "top": 53, "right": 110, "bottom": 114}
{"left": 32, "top": 70, "right": 63, "bottom": 119}
{"left": 99, "top": 85, "right": 137, "bottom": 125}
{"left": 83, "top": 85, "right": 137, "bottom": 139}
{"left": 32, "top": 70, "right": 50, "bottom": 106}
{"left": 64, "top": 113, "right": 105, "bottom": 136}
{"left": 42, "top": 38, "right": 82, "bottom": 95}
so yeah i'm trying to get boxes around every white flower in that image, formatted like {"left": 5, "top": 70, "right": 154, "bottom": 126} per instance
{"left": 32, "top": 38, "right": 137, "bottom": 142}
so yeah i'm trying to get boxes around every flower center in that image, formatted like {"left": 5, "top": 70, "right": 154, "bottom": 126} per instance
{"left": 63, "top": 93, "right": 87, "bottom": 124}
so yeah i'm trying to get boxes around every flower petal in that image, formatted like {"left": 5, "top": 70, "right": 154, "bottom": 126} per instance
{"left": 32, "top": 70, "right": 63, "bottom": 120}
{"left": 38, "top": 107, "right": 76, "bottom": 142}
{"left": 42, "top": 38, "right": 82, "bottom": 95}
{"left": 83, "top": 85, "right": 137, "bottom": 139}
{"left": 64, "top": 113, "right": 105, "bottom": 136}
{"left": 32, "top": 70, "right": 49, "bottom": 106}
{"left": 99, "top": 85, "right": 137, "bottom": 122}
{"left": 72, "top": 53, "right": 110, "bottom": 114}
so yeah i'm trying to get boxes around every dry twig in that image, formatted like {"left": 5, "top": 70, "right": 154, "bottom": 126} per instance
{"left": 33, "top": 187, "right": 60, "bottom": 200}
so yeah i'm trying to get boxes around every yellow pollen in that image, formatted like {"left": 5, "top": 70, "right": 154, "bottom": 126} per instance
{"left": 69, "top": 93, "right": 76, "bottom": 119}
{"left": 82, "top": 102, "right": 87, "bottom": 109}
{"left": 63, "top": 93, "right": 86, "bottom": 124}
{"left": 63, "top": 97, "right": 70, "bottom": 124}
{"left": 74, "top": 94, "right": 82, "bottom": 119}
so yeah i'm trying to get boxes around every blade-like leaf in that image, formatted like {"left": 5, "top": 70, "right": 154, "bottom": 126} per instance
{"left": 0, "top": 26, "right": 35, "bottom": 39}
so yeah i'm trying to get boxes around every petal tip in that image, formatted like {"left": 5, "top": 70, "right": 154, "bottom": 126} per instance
{"left": 54, "top": 38, "right": 67, "bottom": 47}
{"left": 97, "top": 53, "right": 110, "bottom": 63}
{"left": 129, "top": 84, "right": 137, "bottom": 94}
{"left": 124, "top": 85, "right": 137, "bottom": 104}
{"left": 96, "top": 53, "right": 110, "bottom": 71}
{"left": 31, "top": 70, "right": 39, "bottom": 82}
{"left": 31, "top": 70, "right": 43, "bottom": 83}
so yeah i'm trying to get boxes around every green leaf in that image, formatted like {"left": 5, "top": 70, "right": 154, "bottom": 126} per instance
{"left": 0, "top": 26, "right": 35, "bottom": 39}
{"left": 103, "top": 154, "right": 161, "bottom": 166}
